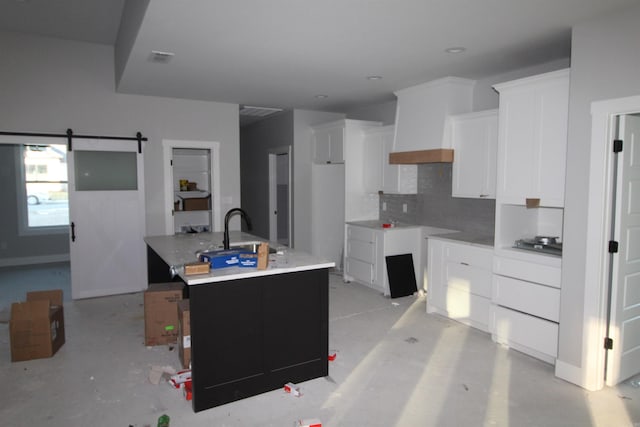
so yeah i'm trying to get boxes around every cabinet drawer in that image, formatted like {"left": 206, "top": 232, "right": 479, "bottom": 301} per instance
{"left": 347, "top": 226, "right": 376, "bottom": 243}
{"left": 444, "top": 242, "right": 493, "bottom": 268}
{"left": 493, "top": 256, "right": 561, "bottom": 288}
{"left": 492, "top": 275, "right": 560, "bottom": 322}
{"left": 347, "top": 240, "right": 376, "bottom": 264}
{"left": 444, "top": 286, "right": 490, "bottom": 332}
{"left": 445, "top": 261, "right": 492, "bottom": 298}
{"left": 491, "top": 305, "right": 558, "bottom": 358}
{"left": 345, "top": 257, "right": 375, "bottom": 285}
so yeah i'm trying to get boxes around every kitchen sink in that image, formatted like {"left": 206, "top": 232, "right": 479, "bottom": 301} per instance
{"left": 229, "top": 241, "right": 277, "bottom": 254}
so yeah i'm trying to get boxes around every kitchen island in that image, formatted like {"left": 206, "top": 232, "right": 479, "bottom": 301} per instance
{"left": 145, "top": 231, "right": 334, "bottom": 412}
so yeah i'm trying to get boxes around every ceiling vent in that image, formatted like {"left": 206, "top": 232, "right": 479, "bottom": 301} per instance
{"left": 149, "top": 50, "right": 175, "bottom": 63}
{"left": 240, "top": 105, "right": 283, "bottom": 126}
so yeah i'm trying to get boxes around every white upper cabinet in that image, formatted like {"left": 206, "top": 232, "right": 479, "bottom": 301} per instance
{"left": 449, "top": 109, "right": 498, "bottom": 199}
{"left": 393, "top": 77, "right": 475, "bottom": 152}
{"left": 363, "top": 125, "right": 417, "bottom": 194}
{"left": 312, "top": 123, "right": 344, "bottom": 164}
{"left": 493, "top": 69, "right": 570, "bottom": 207}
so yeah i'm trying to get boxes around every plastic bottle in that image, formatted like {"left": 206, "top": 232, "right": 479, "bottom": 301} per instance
{"left": 157, "top": 414, "right": 170, "bottom": 427}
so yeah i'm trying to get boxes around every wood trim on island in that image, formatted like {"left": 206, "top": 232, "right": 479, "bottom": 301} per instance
{"left": 389, "top": 148, "right": 454, "bottom": 164}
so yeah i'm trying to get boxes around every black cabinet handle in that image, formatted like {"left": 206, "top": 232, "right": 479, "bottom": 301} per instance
{"left": 71, "top": 222, "right": 76, "bottom": 242}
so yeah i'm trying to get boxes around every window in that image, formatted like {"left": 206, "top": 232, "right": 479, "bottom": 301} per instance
{"left": 20, "top": 144, "right": 69, "bottom": 232}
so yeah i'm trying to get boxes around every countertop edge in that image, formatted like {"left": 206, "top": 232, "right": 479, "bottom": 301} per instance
{"left": 183, "top": 261, "right": 336, "bottom": 285}
{"left": 426, "top": 232, "right": 494, "bottom": 248}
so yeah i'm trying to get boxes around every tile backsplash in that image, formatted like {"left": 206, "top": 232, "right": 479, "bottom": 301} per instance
{"left": 379, "top": 163, "right": 495, "bottom": 236}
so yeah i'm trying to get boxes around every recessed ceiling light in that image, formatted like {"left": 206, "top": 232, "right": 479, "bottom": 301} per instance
{"left": 314, "top": 94, "right": 328, "bottom": 99}
{"left": 367, "top": 75, "right": 383, "bottom": 80}
{"left": 445, "top": 47, "right": 466, "bottom": 54}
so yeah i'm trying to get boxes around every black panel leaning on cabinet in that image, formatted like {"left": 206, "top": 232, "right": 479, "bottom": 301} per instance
{"left": 189, "top": 268, "right": 329, "bottom": 412}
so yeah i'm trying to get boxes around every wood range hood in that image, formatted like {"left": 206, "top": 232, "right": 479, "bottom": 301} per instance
{"left": 389, "top": 148, "right": 454, "bottom": 164}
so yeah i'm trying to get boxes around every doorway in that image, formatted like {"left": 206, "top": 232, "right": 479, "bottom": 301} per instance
{"left": 268, "top": 146, "right": 292, "bottom": 246}
{"left": 605, "top": 113, "right": 640, "bottom": 386}
{"left": 578, "top": 95, "right": 640, "bottom": 391}
{"left": 163, "top": 140, "right": 222, "bottom": 234}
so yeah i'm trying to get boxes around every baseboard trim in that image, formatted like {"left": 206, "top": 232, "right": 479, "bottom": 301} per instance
{"left": 555, "top": 359, "right": 601, "bottom": 391}
{"left": 0, "top": 253, "right": 70, "bottom": 268}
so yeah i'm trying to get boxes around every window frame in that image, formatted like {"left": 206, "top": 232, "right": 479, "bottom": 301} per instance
{"left": 14, "top": 141, "right": 69, "bottom": 236}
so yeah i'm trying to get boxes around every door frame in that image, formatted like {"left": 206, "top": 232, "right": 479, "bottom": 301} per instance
{"left": 573, "top": 94, "right": 640, "bottom": 391}
{"left": 162, "top": 139, "right": 222, "bottom": 234}
{"left": 267, "top": 145, "right": 292, "bottom": 246}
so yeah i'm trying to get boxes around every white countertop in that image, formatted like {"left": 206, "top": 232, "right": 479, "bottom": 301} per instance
{"left": 426, "top": 231, "right": 495, "bottom": 248}
{"left": 345, "top": 220, "right": 494, "bottom": 247}
{"left": 144, "top": 231, "right": 335, "bottom": 285}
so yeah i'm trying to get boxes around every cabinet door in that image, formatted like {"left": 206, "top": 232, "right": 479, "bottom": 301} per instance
{"left": 312, "top": 128, "right": 331, "bottom": 164}
{"left": 426, "top": 239, "right": 445, "bottom": 312}
{"left": 534, "top": 77, "right": 569, "bottom": 207}
{"left": 496, "top": 88, "right": 537, "bottom": 203}
{"left": 451, "top": 111, "right": 498, "bottom": 199}
{"left": 362, "top": 131, "right": 383, "bottom": 192}
{"left": 313, "top": 126, "right": 344, "bottom": 164}
{"left": 327, "top": 127, "right": 344, "bottom": 164}
{"left": 495, "top": 70, "right": 569, "bottom": 207}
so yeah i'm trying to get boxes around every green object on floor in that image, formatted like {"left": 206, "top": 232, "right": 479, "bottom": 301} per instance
{"left": 157, "top": 414, "right": 170, "bottom": 427}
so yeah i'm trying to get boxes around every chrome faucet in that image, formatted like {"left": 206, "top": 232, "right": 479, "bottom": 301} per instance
{"left": 223, "top": 208, "right": 252, "bottom": 250}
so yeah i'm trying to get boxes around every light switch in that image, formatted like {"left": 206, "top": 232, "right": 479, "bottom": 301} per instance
{"left": 402, "top": 203, "right": 408, "bottom": 213}
{"left": 382, "top": 202, "right": 387, "bottom": 211}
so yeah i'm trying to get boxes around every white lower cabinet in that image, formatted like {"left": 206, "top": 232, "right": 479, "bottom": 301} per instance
{"left": 490, "top": 254, "right": 561, "bottom": 364}
{"left": 344, "top": 224, "right": 422, "bottom": 296}
{"left": 426, "top": 238, "right": 493, "bottom": 332}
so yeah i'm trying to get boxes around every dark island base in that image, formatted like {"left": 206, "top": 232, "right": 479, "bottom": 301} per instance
{"left": 189, "top": 268, "right": 329, "bottom": 412}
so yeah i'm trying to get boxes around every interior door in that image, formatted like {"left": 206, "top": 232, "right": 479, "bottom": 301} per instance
{"left": 607, "top": 114, "right": 640, "bottom": 385}
{"left": 67, "top": 138, "right": 146, "bottom": 299}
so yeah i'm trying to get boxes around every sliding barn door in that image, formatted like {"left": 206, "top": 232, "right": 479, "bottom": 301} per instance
{"left": 67, "top": 138, "right": 146, "bottom": 299}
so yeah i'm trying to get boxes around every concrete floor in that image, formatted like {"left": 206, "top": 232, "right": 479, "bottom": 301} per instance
{"left": 1, "top": 266, "right": 640, "bottom": 427}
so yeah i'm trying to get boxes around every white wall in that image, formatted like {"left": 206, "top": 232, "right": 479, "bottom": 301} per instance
{"left": 0, "top": 32, "right": 240, "bottom": 246}
{"left": 292, "top": 110, "right": 344, "bottom": 253}
{"left": 557, "top": 2, "right": 640, "bottom": 381}
{"left": 346, "top": 100, "right": 397, "bottom": 125}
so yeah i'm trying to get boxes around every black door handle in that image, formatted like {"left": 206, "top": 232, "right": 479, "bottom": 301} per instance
{"left": 71, "top": 222, "right": 76, "bottom": 242}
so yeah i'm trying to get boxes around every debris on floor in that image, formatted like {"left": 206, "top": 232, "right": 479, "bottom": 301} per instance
{"left": 295, "top": 418, "right": 322, "bottom": 427}
{"left": 169, "top": 369, "right": 192, "bottom": 388}
{"left": 157, "top": 414, "right": 170, "bottom": 427}
{"left": 328, "top": 352, "right": 337, "bottom": 361}
{"left": 284, "top": 382, "right": 301, "bottom": 397}
{"left": 148, "top": 365, "right": 176, "bottom": 385}
{"left": 405, "top": 337, "right": 418, "bottom": 344}
{"left": 183, "top": 380, "right": 193, "bottom": 401}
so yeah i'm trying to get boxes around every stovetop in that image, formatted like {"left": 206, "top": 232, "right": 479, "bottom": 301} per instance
{"left": 513, "top": 237, "right": 562, "bottom": 256}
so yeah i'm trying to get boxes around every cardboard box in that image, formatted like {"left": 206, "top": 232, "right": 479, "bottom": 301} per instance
{"left": 177, "top": 300, "right": 191, "bottom": 369}
{"left": 10, "top": 289, "right": 65, "bottom": 362}
{"left": 181, "top": 196, "right": 209, "bottom": 211}
{"left": 184, "top": 261, "right": 210, "bottom": 275}
{"left": 144, "top": 283, "right": 184, "bottom": 346}
{"left": 238, "top": 253, "right": 258, "bottom": 268}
